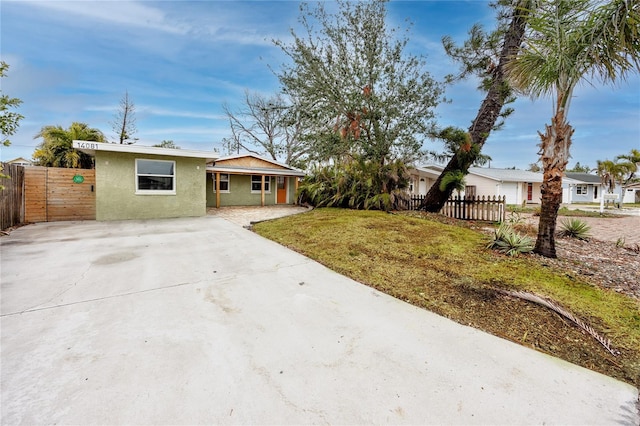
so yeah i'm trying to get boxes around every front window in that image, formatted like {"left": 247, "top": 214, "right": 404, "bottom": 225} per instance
{"left": 213, "top": 173, "right": 230, "bottom": 192}
{"left": 136, "top": 159, "right": 175, "bottom": 194}
{"left": 251, "top": 175, "right": 270, "bottom": 193}
{"left": 576, "top": 185, "right": 588, "bottom": 195}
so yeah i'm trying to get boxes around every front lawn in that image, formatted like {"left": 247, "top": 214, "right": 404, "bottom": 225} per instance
{"left": 253, "top": 208, "right": 640, "bottom": 387}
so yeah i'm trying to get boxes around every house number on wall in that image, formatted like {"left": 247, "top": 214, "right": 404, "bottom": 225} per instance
{"left": 73, "top": 175, "right": 85, "bottom": 184}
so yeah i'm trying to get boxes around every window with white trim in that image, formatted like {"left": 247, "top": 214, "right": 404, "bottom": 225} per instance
{"left": 213, "top": 173, "right": 230, "bottom": 192}
{"left": 136, "top": 159, "right": 175, "bottom": 194}
{"left": 251, "top": 175, "right": 270, "bottom": 193}
{"left": 576, "top": 185, "right": 588, "bottom": 195}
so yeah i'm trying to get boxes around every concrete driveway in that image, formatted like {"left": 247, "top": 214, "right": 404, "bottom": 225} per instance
{"left": 1, "top": 217, "right": 638, "bottom": 425}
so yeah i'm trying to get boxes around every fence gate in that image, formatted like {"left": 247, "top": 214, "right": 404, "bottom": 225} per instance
{"left": 0, "top": 163, "right": 25, "bottom": 230}
{"left": 25, "top": 167, "right": 96, "bottom": 222}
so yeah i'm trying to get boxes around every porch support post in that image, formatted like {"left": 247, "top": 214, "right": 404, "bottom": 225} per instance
{"left": 261, "top": 175, "right": 265, "bottom": 207}
{"left": 294, "top": 177, "right": 299, "bottom": 205}
{"left": 215, "top": 172, "right": 221, "bottom": 208}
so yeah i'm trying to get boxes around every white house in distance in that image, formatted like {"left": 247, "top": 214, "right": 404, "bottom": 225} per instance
{"left": 563, "top": 172, "right": 603, "bottom": 204}
{"left": 408, "top": 165, "right": 544, "bottom": 205}
{"left": 6, "top": 157, "right": 33, "bottom": 166}
{"left": 409, "top": 166, "right": 636, "bottom": 206}
{"left": 563, "top": 172, "right": 638, "bottom": 204}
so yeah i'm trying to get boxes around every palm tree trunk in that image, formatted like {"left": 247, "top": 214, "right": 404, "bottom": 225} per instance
{"left": 420, "top": 0, "right": 531, "bottom": 212}
{"left": 534, "top": 113, "right": 574, "bottom": 258}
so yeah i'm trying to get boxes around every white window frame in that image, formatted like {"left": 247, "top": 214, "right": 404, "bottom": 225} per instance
{"left": 576, "top": 185, "right": 588, "bottom": 195}
{"left": 212, "top": 173, "right": 230, "bottom": 193}
{"left": 251, "top": 175, "right": 271, "bottom": 193}
{"left": 135, "top": 159, "right": 176, "bottom": 195}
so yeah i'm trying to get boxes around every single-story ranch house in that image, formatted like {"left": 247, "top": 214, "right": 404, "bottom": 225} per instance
{"left": 409, "top": 165, "right": 545, "bottom": 205}
{"left": 72, "top": 141, "right": 304, "bottom": 221}
{"left": 563, "top": 172, "right": 603, "bottom": 204}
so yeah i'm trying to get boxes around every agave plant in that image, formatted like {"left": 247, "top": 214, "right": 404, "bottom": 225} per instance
{"left": 487, "top": 224, "right": 534, "bottom": 256}
{"left": 557, "top": 218, "right": 591, "bottom": 241}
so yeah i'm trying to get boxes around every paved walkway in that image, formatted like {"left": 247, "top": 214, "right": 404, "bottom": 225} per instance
{"left": 207, "top": 205, "right": 310, "bottom": 227}
{"left": 2, "top": 217, "right": 637, "bottom": 425}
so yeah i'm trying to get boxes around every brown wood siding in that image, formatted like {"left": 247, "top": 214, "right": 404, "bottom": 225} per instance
{"left": 0, "top": 163, "right": 25, "bottom": 230}
{"left": 24, "top": 167, "right": 96, "bottom": 222}
{"left": 216, "top": 156, "right": 287, "bottom": 170}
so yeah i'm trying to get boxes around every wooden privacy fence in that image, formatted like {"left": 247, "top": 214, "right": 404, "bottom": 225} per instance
{"left": 0, "top": 163, "right": 25, "bottom": 230}
{"left": 404, "top": 194, "right": 506, "bottom": 222}
{"left": 24, "top": 167, "right": 96, "bottom": 223}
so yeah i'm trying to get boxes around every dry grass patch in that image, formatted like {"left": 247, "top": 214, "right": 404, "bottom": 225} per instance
{"left": 253, "top": 208, "right": 640, "bottom": 386}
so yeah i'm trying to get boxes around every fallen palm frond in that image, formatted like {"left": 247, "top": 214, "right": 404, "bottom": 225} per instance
{"left": 498, "top": 289, "right": 618, "bottom": 356}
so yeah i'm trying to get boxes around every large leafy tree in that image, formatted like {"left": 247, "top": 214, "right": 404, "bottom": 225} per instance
{"left": 222, "top": 91, "right": 309, "bottom": 167}
{"left": 274, "top": 0, "right": 444, "bottom": 167}
{"left": 33, "top": 122, "right": 105, "bottom": 169}
{"left": 419, "top": 0, "right": 532, "bottom": 212}
{"left": 567, "top": 162, "right": 593, "bottom": 173}
{"left": 506, "top": 0, "right": 640, "bottom": 258}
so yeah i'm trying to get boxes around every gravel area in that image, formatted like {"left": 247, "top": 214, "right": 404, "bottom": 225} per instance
{"left": 532, "top": 237, "right": 640, "bottom": 300}
{"left": 516, "top": 213, "right": 640, "bottom": 300}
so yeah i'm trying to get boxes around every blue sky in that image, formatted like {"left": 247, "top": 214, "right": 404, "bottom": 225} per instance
{"left": 2, "top": 0, "right": 638, "bottom": 169}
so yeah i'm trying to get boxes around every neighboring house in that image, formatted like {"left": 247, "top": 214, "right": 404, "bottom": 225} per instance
{"left": 407, "top": 165, "right": 441, "bottom": 196}
{"left": 6, "top": 157, "right": 33, "bottom": 166}
{"left": 73, "top": 141, "right": 218, "bottom": 221}
{"left": 408, "top": 165, "right": 544, "bottom": 205}
{"left": 562, "top": 172, "right": 603, "bottom": 204}
{"left": 563, "top": 172, "right": 638, "bottom": 204}
{"left": 207, "top": 154, "right": 306, "bottom": 208}
{"left": 623, "top": 181, "right": 640, "bottom": 203}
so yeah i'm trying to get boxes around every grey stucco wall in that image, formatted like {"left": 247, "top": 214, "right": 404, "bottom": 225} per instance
{"left": 206, "top": 174, "right": 298, "bottom": 207}
{"left": 95, "top": 151, "right": 206, "bottom": 220}
{"left": 571, "top": 184, "right": 597, "bottom": 203}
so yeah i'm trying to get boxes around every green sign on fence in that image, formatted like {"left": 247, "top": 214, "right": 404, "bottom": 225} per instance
{"left": 73, "top": 175, "right": 84, "bottom": 184}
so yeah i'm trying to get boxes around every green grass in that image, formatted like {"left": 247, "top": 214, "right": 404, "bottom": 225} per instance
{"left": 254, "top": 208, "right": 640, "bottom": 386}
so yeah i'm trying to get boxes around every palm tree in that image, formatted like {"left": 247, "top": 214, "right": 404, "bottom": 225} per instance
{"left": 33, "top": 122, "right": 105, "bottom": 168}
{"left": 616, "top": 148, "right": 640, "bottom": 185}
{"left": 439, "top": 170, "right": 466, "bottom": 198}
{"left": 505, "top": 0, "right": 640, "bottom": 258}
{"left": 597, "top": 159, "right": 631, "bottom": 193}
{"left": 419, "top": 0, "right": 532, "bottom": 212}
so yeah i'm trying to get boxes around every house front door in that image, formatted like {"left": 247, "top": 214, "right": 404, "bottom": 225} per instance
{"left": 277, "top": 176, "right": 287, "bottom": 204}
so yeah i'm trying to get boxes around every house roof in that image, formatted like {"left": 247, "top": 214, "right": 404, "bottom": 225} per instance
{"left": 72, "top": 140, "right": 219, "bottom": 162}
{"left": 7, "top": 157, "right": 33, "bottom": 165}
{"left": 408, "top": 165, "right": 602, "bottom": 185}
{"left": 468, "top": 167, "right": 544, "bottom": 183}
{"left": 208, "top": 153, "right": 306, "bottom": 177}
{"left": 564, "top": 172, "right": 601, "bottom": 184}
{"left": 408, "top": 165, "right": 442, "bottom": 178}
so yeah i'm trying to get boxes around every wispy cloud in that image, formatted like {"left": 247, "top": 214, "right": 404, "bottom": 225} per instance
{"left": 24, "top": 0, "right": 190, "bottom": 34}
{"left": 86, "top": 105, "right": 224, "bottom": 121}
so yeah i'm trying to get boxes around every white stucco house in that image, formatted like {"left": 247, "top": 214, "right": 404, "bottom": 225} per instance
{"left": 408, "top": 165, "right": 545, "bottom": 205}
